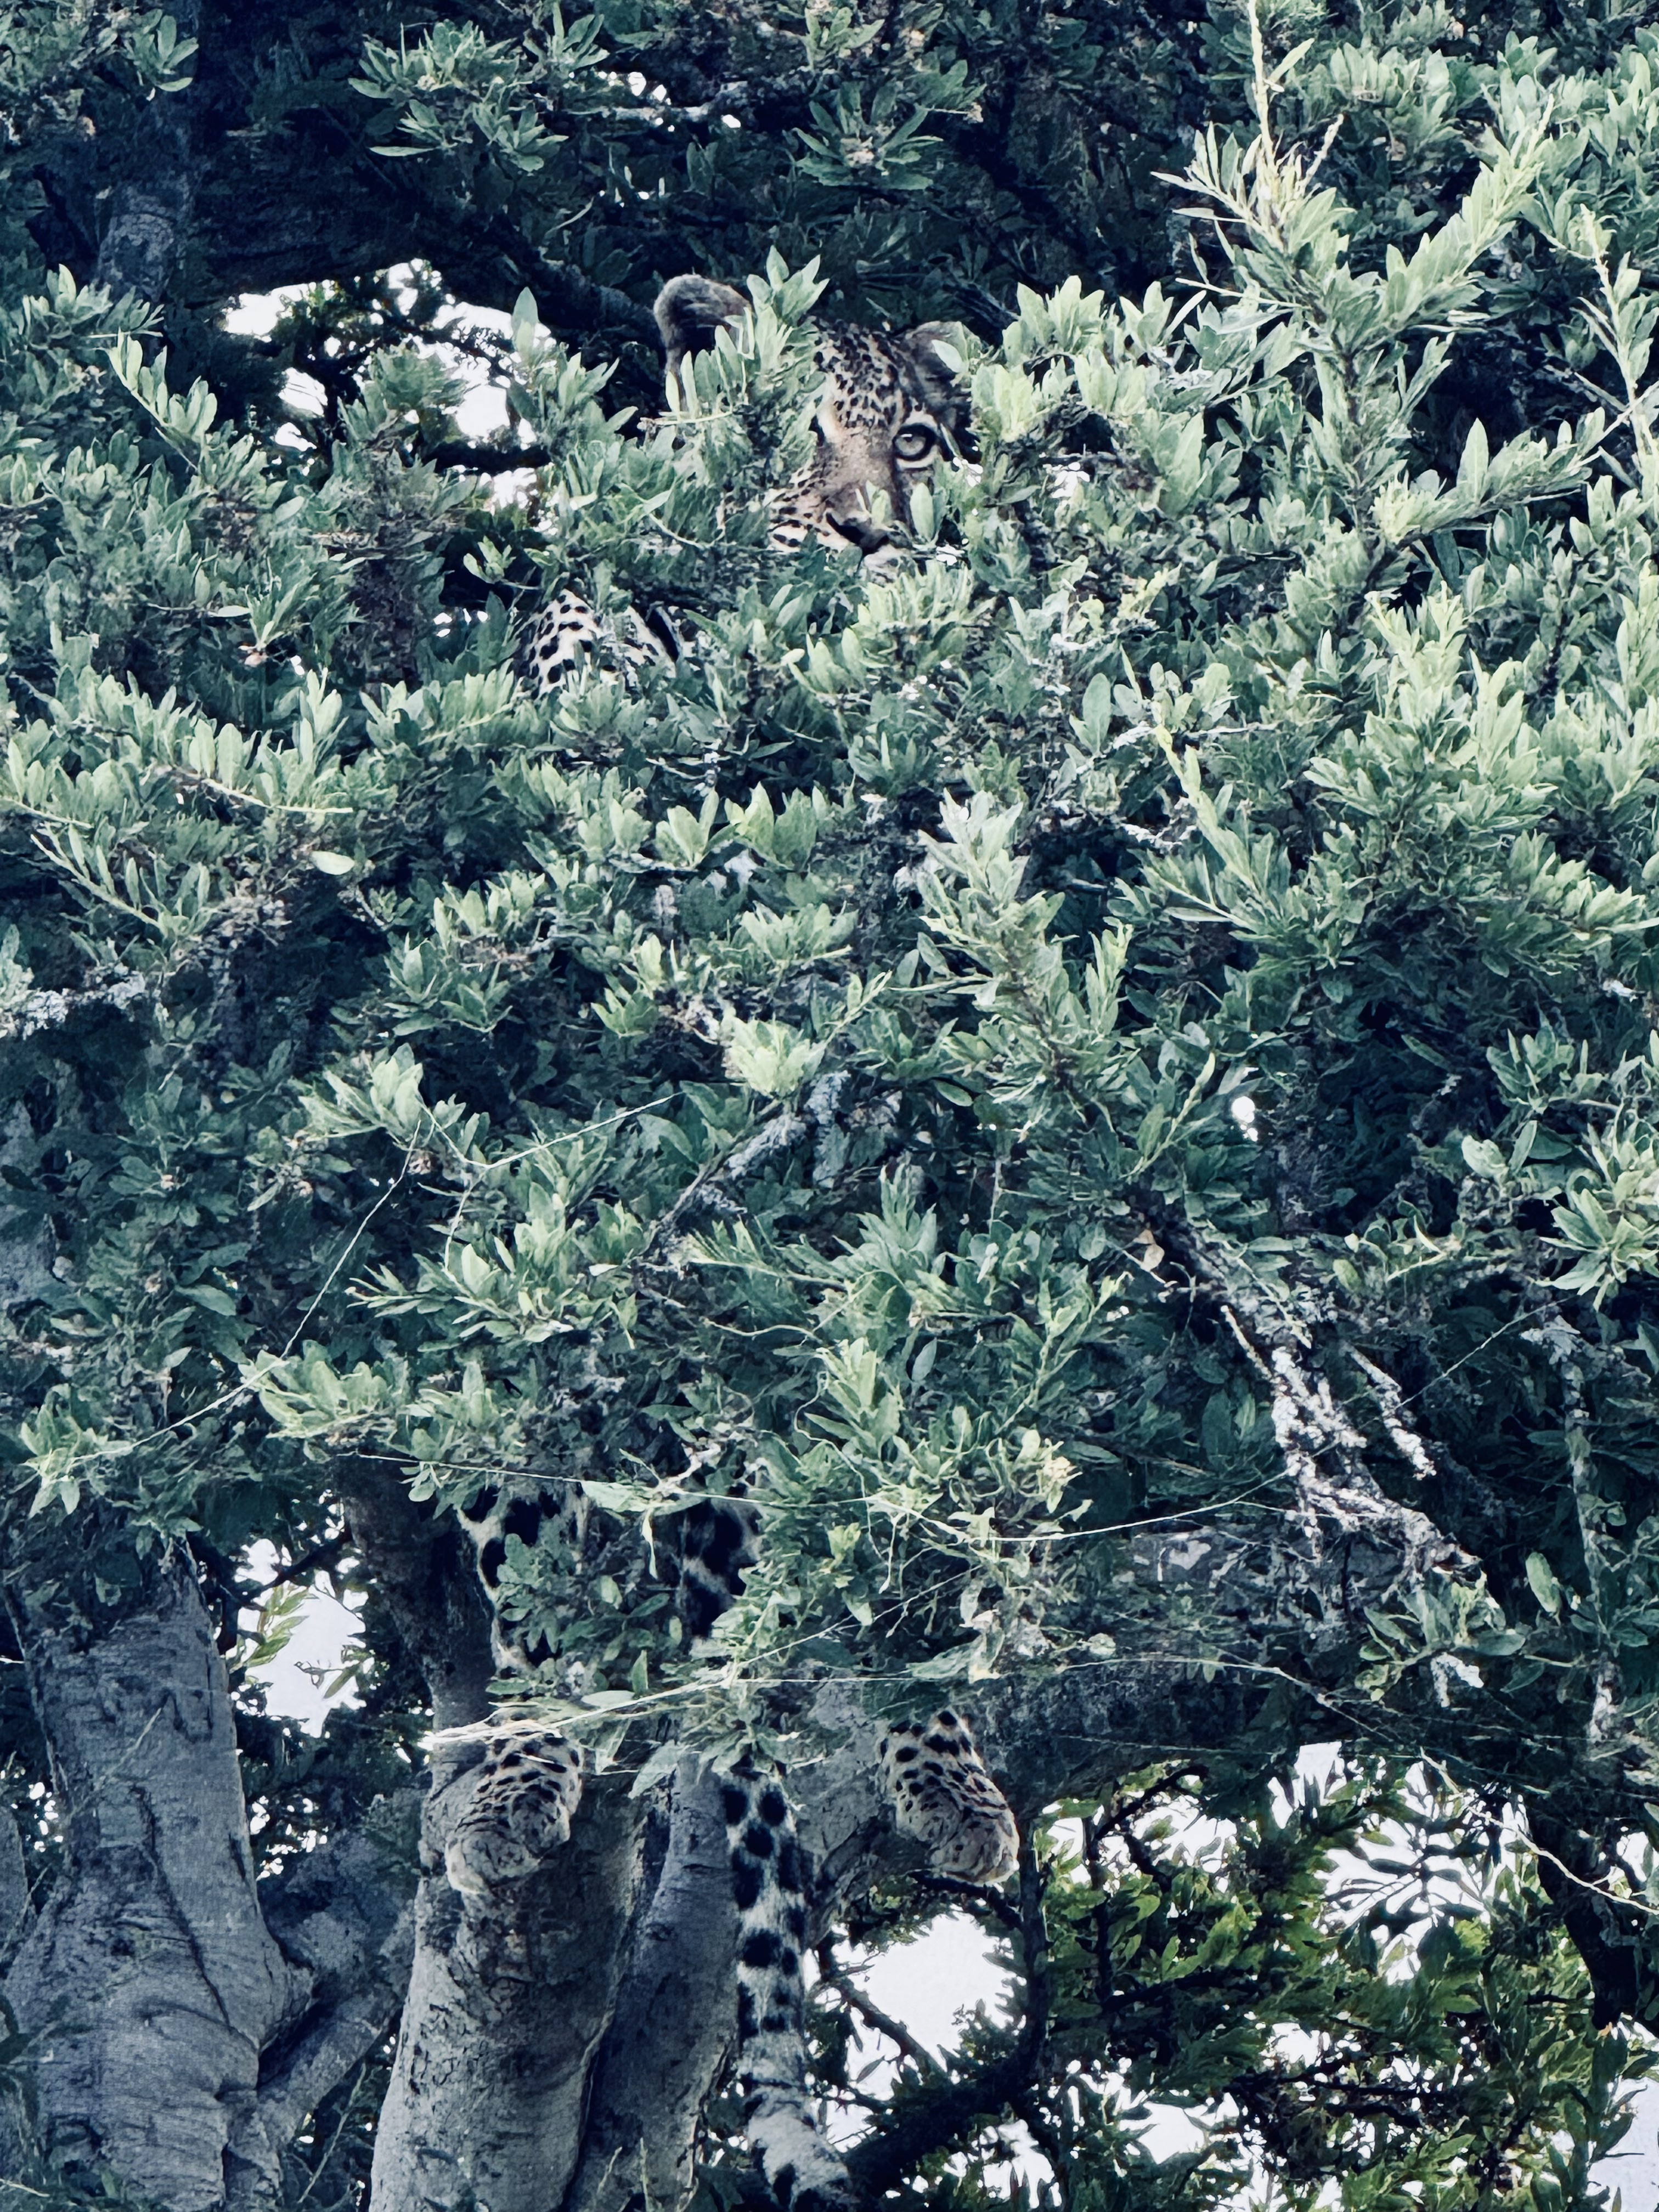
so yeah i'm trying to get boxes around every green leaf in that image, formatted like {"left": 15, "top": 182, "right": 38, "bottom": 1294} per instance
{"left": 1525, "top": 1553, "right": 1563, "bottom": 1618}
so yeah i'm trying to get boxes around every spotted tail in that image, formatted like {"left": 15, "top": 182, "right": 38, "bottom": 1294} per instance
{"left": 722, "top": 1763, "right": 851, "bottom": 2212}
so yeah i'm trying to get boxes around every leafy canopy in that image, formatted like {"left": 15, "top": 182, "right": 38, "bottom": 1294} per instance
{"left": 8, "top": 0, "right": 1659, "bottom": 2205}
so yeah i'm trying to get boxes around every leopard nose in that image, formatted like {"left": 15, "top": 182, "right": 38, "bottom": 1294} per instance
{"left": 826, "top": 508, "right": 891, "bottom": 554}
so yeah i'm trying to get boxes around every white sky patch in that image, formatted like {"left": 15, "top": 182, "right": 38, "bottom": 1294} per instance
{"left": 857, "top": 1909, "right": 1007, "bottom": 2064}
{"left": 242, "top": 1539, "right": 365, "bottom": 1731}
{"left": 1597, "top": 2095, "right": 1659, "bottom": 2200}
{"left": 829, "top": 1908, "right": 1209, "bottom": 2176}
{"left": 229, "top": 272, "right": 528, "bottom": 472}
{"left": 226, "top": 289, "right": 329, "bottom": 418}
{"left": 281, "top": 369, "right": 327, "bottom": 417}
{"left": 224, "top": 286, "right": 311, "bottom": 338}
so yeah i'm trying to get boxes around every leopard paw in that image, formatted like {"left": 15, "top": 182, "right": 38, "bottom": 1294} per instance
{"left": 440, "top": 1725, "right": 584, "bottom": 1897}
{"left": 878, "top": 1710, "right": 1018, "bottom": 1886}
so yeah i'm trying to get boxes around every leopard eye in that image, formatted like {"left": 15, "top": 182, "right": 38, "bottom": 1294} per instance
{"left": 892, "top": 423, "right": 937, "bottom": 463}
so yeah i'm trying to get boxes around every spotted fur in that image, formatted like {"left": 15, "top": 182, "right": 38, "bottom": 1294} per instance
{"left": 520, "top": 274, "right": 962, "bottom": 696}
{"left": 440, "top": 1435, "right": 1015, "bottom": 2199}
{"left": 679, "top": 1489, "right": 762, "bottom": 1644}
{"left": 443, "top": 1482, "right": 1019, "bottom": 1901}
{"left": 770, "top": 320, "right": 962, "bottom": 555}
{"left": 441, "top": 1477, "right": 761, "bottom": 1895}
{"left": 442, "top": 1720, "right": 584, "bottom": 1897}
{"left": 879, "top": 1710, "right": 1020, "bottom": 1884}
{"left": 458, "top": 1475, "right": 584, "bottom": 1671}
{"left": 720, "top": 1763, "right": 849, "bottom": 2211}
{"left": 522, "top": 585, "right": 680, "bottom": 694}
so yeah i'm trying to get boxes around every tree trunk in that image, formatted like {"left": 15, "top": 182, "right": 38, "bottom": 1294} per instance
{"left": 369, "top": 1750, "right": 648, "bottom": 2212}
{"left": 564, "top": 1759, "right": 738, "bottom": 2212}
{"left": 2, "top": 1547, "right": 296, "bottom": 2208}
{"left": 91, "top": 0, "right": 202, "bottom": 302}
{"left": 1, "top": 1541, "right": 411, "bottom": 2211}
{"left": 349, "top": 1468, "right": 746, "bottom": 2212}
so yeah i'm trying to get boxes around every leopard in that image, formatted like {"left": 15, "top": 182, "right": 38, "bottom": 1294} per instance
{"left": 520, "top": 272, "right": 965, "bottom": 694}
{"left": 473, "top": 278, "right": 1009, "bottom": 2212}
{"left": 436, "top": 1468, "right": 1017, "bottom": 2212}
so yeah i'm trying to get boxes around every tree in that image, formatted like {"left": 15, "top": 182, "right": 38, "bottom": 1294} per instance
{"left": 7, "top": 0, "right": 1659, "bottom": 2208}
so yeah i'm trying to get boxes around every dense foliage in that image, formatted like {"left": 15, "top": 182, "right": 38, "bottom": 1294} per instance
{"left": 823, "top": 1768, "right": 1658, "bottom": 2212}
{"left": 9, "top": 0, "right": 1659, "bottom": 2207}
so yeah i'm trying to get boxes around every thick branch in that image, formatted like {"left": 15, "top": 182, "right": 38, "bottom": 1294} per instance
{"left": 565, "top": 1757, "right": 738, "bottom": 2212}
{"left": 91, "top": 1, "right": 202, "bottom": 300}
{"left": 336, "top": 1454, "right": 493, "bottom": 1734}
{"left": 0, "top": 1801, "right": 31, "bottom": 1979}
{"left": 1526, "top": 1801, "right": 1659, "bottom": 2030}
{"left": 227, "top": 1829, "right": 416, "bottom": 2212}
{"left": 369, "top": 1753, "right": 647, "bottom": 2212}
{"left": 1, "top": 1545, "right": 298, "bottom": 2211}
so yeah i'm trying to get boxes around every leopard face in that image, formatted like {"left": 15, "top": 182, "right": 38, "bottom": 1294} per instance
{"left": 654, "top": 274, "right": 963, "bottom": 556}
{"left": 521, "top": 280, "right": 962, "bottom": 692}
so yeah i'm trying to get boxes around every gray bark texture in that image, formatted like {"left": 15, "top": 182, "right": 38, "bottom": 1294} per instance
{"left": 0, "top": 1804, "right": 31, "bottom": 1975}
{"left": 337, "top": 1457, "right": 496, "bottom": 1735}
{"left": 0, "top": 1546, "right": 410, "bottom": 2211}
{"left": 563, "top": 1759, "right": 738, "bottom": 2212}
{"left": 226, "top": 1829, "right": 415, "bottom": 2211}
{"left": 91, "top": 0, "right": 202, "bottom": 303}
{"left": 369, "top": 1748, "right": 647, "bottom": 2212}
{"left": 3, "top": 1548, "right": 293, "bottom": 2208}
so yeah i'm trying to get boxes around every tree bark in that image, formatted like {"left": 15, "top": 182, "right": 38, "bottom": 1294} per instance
{"left": 227, "top": 1829, "right": 415, "bottom": 2211}
{"left": 2, "top": 1547, "right": 295, "bottom": 2208}
{"left": 0, "top": 1801, "right": 32, "bottom": 1974}
{"left": 91, "top": 0, "right": 203, "bottom": 302}
{"left": 0, "top": 1542, "right": 411, "bottom": 2210}
{"left": 369, "top": 1750, "right": 647, "bottom": 2212}
{"left": 564, "top": 1759, "right": 738, "bottom": 2212}
{"left": 337, "top": 1455, "right": 495, "bottom": 1736}
{"left": 1525, "top": 1799, "right": 1659, "bottom": 2030}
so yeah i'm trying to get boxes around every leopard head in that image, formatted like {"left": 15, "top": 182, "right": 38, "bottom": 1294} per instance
{"left": 653, "top": 274, "right": 963, "bottom": 556}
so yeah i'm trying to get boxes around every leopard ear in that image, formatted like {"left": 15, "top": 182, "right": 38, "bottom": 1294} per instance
{"left": 903, "top": 321, "right": 966, "bottom": 411}
{"left": 653, "top": 275, "right": 751, "bottom": 381}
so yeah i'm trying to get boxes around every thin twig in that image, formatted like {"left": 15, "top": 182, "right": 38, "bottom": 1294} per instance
{"left": 822, "top": 1973, "right": 946, "bottom": 2080}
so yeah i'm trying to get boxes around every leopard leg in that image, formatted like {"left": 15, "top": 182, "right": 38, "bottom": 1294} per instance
{"left": 520, "top": 588, "right": 677, "bottom": 696}
{"left": 438, "top": 1720, "right": 585, "bottom": 1899}
{"left": 678, "top": 1494, "right": 760, "bottom": 1649}
{"left": 523, "top": 586, "right": 607, "bottom": 695}
{"left": 436, "top": 1480, "right": 590, "bottom": 1899}
{"left": 878, "top": 1709, "right": 1019, "bottom": 1884}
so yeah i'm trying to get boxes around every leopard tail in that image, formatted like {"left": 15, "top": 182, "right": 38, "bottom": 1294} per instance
{"left": 723, "top": 1762, "right": 853, "bottom": 2212}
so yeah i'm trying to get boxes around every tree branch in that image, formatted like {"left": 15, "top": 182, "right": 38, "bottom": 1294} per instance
{"left": 564, "top": 1758, "right": 738, "bottom": 2212}
{"left": 1525, "top": 1799, "right": 1659, "bottom": 2029}
{"left": 820, "top": 1972, "right": 946, "bottom": 2083}
{"left": 845, "top": 1839, "right": 1050, "bottom": 2198}
{"left": 227, "top": 1828, "right": 415, "bottom": 2212}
